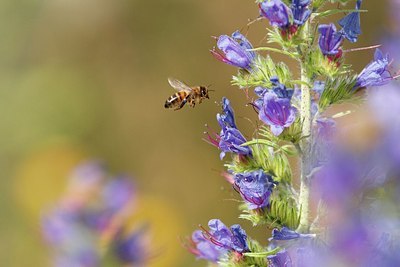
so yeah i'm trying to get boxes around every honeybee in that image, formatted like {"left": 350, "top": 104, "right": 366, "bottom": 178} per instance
{"left": 164, "top": 77, "right": 211, "bottom": 110}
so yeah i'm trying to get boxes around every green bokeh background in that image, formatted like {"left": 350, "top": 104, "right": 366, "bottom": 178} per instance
{"left": 0, "top": 0, "right": 389, "bottom": 266}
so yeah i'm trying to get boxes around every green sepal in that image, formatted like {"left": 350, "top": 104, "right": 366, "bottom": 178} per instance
{"left": 250, "top": 46, "right": 298, "bottom": 60}
{"left": 258, "top": 119, "right": 304, "bottom": 146}
{"left": 243, "top": 247, "right": 281, "bottom": 258}
{"left": 318, "top": 75, "right": 359, "bottom": 111}
{"left": 232, "top": 56, "right": 293, "bottom": 89}
{"left": 239, "top": 195, "right": 300, "bottom": 230}
{"left": 267, "top": 27, "right": 304, "bottom": 50}
{"left": 228, "top": 138, "right": 292, "bottom": 184}
{"left": 267, "top": 196, "right": 300, "bottom": 229}
{"left": 217, "top": 238, "right": 270, "bottom": 267}
{"left": 305, "top": 48, "right": 341, "bottom": 79}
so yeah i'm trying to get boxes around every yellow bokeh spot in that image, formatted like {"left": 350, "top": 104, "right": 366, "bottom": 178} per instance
{"left": 126, "top": 194, "right": 187, "bottom": 267}
{"left": 13, "top": 140, "right": 87, "bottom": 222}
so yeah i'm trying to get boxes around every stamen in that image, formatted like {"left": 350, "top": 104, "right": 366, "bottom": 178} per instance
{"left": 343, "top": 44, "right": 381, "bottom": 53}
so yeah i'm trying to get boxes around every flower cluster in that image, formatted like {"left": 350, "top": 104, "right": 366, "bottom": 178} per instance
{"left": 259, "top": 0, "right": 311, "bottom": 37}
{"left": 318, "top": 0, "right": 362, "bottom": 62}
{"left": 42, "top": 162, "right": 151, "bottom": 267}
{"left": 186, "top": 0, "right": 400, "bottom": 266}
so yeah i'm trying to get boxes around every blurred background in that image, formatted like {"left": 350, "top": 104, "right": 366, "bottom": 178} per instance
{"left": 0, "top": 0, "right": 392, "bottom": 266}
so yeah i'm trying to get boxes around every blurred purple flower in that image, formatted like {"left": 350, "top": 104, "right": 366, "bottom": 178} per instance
{"left": 368, "top": 83, "right": 400, "bottom": 128}
{"left": 102, "top": 177, "right": 135, "bottom": 213}
{"left": 189, "top": 230, "right": 226, "bottom": 262}
{"left": 42, "top": 207, "right": 100, "bottom": 267}
{"left": 113, "top": 226, "right": 150, "bottom": 265}
{"left": 55, "top": 251, "right": 99, "bottom": 267}
{"left": 211, "top": 31, "right": 256, "bottom": 70}
{"left": 355, "top": 49, "right": 392, "bottom": 89}
{"left": 258, "top": 90, "right": 297, "bottom": 136}
{"left": 267, "top": 250, "right": 293, "bottom": 267}
{"left": 69, "top": 161, "right": 106, "bottom": 190}
{"left": 42, "top": 207, "right": 79, "bottom": 246}
{"left": 318, "top": 23, "right": 344, "bottom": 57}
{"left": 267, "top": 240, "right": 324, "bottom": 267}
{"left": 338, "top": 0, "right": 362, "bottom": 43}
{"left": 42, "top": 162, "right": 148, "bottom": 267}
{"left": 313, "top": 153, "right": 362, "bottom": 207}
{"left": 315, "top": 118, "right": 335, "bottom": 141}
{"left": 234, "top": 170, "right": 275, "bottom": 209}
{"left": 205, "top": 97, "right": 251, "bottom": 159}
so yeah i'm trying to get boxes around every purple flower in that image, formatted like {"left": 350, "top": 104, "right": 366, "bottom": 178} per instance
{"left": 234, "top": 170, "right": 275, "bottom": 209}
{"left": 203, "top": 219, "right": 249, "bottom": 253}
{"left": 291, "top": 0, "right": 311, "bottom": 26}
{"left": 258, "top": 90, "right": 298, "bottom": 136}
{"left": 113, "top": 226, "right": 150, "bottom": 265}
{"left": 211, "top": 31, "right": 256, "bottom": 70}
{"left": 219, "top": 128, "right": 251, "bottom": 160}
{"left": 318, "top": 23, "right": 344, "bottom": 57}
{"left": 259, "top": 0, "right": 292, "bottom": 29}
{"left": 217, "top": 97, "right": 237, "bottom": 129}
{"left": 272, "top": 227, "right": 301, "bottom": 241}
{"left": 206, "top": 97, "right": 251, "bottom": 159}
{"left": 338, "top": 0, "right": 362, "bottom": 43}
{"left": 190, "top": 230, "right": 226, "bottom": 262}
{"left": 354, "top": 49, "right": 392, "bottom": 89}
{"left": 267, "top": 250, "right": 293, "bottom": 267}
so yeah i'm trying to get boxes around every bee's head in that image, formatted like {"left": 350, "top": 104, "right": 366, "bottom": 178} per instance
{"left": 200, "top": 86, "right": 210, "bottom": 99}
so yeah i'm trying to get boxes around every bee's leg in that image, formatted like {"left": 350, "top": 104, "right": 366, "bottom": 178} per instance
{"left": 188, "top": 97, "right": 195, "bottom": 108}
{"left": 175, "top": 97, "right": 188, "bottom": 111}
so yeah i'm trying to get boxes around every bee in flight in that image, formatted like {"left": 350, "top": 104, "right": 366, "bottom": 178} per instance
{"left": 164, "top": 77, "right": 211, "bottom": 110}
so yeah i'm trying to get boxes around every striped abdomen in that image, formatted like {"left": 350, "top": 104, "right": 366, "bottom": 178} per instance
{"left": 164, "top": 91, "right": 189, "bottom": 109}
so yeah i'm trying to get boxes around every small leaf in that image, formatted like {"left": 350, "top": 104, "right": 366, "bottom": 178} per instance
{"left": 243, "top": 247, "right": 281, "bottom": 258}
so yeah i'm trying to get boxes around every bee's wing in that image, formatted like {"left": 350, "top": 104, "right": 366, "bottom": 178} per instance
{"left": 168, "top": 77, "right": 192, "bottom": 93}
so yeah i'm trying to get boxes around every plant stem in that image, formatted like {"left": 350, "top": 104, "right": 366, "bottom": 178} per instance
{"left": 296, "top": 23, "right": 312, "bottom": 233}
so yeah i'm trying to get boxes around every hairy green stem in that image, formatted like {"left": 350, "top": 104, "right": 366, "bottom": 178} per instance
{"left": 296, "top": 23, "right": 312, "bottom": 233}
